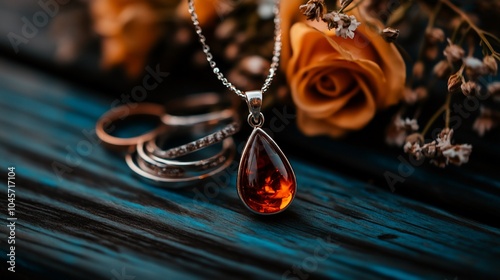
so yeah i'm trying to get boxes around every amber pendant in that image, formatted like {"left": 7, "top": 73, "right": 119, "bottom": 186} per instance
{"left": 237, "top": 127, "right": 297, "bottom": 214}
{"left": 238, "top": 90, "right": 296, "bottom": 215}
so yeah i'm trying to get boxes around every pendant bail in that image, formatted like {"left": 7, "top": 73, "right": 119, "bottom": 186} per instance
{"left": 245, "top": 90, "right": 263, "bottom": 123}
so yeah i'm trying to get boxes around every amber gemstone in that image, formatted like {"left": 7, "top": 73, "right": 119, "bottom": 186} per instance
{"left": 237, "top": 128, "right": 296, "bottom": 214}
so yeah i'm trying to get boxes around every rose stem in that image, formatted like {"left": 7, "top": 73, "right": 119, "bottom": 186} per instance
{"left": 456, "top": 26, "right": 472, "bottom": 47}
{"left": 422, "top": 62, "right": 462, "bottom": 135}
{"left": 426, "top": 1, "right": 442, "bottom": 32}
{"left": 421, "top": 106, "right": 446, "bottom": 137}
{"left": 450, "top": 19, "right": 465, "bottom": 43}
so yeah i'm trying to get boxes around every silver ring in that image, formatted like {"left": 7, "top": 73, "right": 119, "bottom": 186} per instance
{"left": 97, "top": 92, "right": 241, "bottom": 185}
{"left": 136, "top": 137, "right": 234, "bottom": 176}
{"left": 125, "top": 138, "right": 235, "bottom": 186}
{"left": 147, "top": 122, "right": 240, "bottom": 159}
{"left": 96, "top": 92, "right": 240, "bottom": 150}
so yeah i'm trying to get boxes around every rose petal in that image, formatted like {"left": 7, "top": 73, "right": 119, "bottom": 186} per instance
{"left": 327, "top": 73, "right": 377, "bottom": 129}
{"left": 292, "top": 65, "right": 358, "bottom": 118}
{"left": 292, "top": 56, "right": 384, "bottom": 123}
{"left": 287, "top": 23, "right": 349, "bottom": 79}
{"left": 315, "top": 69, "right": 356, "bottom": 98}
{"left": 280, "top": 0, "right": 309, "bottom": 72}
{"left": 353, "top": 13, "right": 405, "bottom": 107}
{"left": 101, "top": 38, "right": 126, "bottom": 68}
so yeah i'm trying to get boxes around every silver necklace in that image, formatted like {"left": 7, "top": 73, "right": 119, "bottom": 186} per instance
{"left": 188, "top": 0, "right": 296, "bottom": 215}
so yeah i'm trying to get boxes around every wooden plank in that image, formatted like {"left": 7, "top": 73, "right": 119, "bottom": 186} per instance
{"left": 0, "top": 59, "right": 499, "bottom": 279}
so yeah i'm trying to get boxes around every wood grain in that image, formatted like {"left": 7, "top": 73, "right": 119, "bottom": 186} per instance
{"left": 0, "top": 59, "right": 499, "bottom": 280}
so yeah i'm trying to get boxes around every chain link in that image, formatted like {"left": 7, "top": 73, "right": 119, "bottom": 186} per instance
{"left": 188, "top": 0, "right": 282, "bottom": 99}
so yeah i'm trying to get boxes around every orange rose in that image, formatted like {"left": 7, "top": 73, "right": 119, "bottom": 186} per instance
{"left": 90, "top": 0, "right": 166, "bottom": 78}
{"left": 281, "top": 1, "right": 406, "bottom": 137}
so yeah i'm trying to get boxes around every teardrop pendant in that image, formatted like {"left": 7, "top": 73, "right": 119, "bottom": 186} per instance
{"left": 237, "top": 128, "right": 297, "bottom": 214}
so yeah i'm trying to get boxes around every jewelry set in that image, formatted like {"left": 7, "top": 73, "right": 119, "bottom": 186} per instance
{"left": 97, "top": 0, "right": 296, "bottom": 215}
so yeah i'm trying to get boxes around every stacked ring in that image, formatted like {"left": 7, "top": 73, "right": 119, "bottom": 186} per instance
{"left": 96, "top": 92, "right": 241, "bottom": 185}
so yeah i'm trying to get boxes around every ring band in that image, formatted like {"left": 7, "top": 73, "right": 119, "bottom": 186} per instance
{"left": 97, "top": 92, "right": 241, "bottom": 185}
{"left": 132, "top": 119, "right": 240, "bottom": 183}
{"left": 136, "top": 137, "right": 234, "bottom": 177}
{"left": 146, "top": 122, "right": 240, "bottom": 159}
{"left": 125, "top": 138, "right": 235, "bottom": 186}
{"left": 96, "top": 92, "right": 240, "bottom": 150}
{"left": 96, "top": 103, "right": 166, "bottom": 150}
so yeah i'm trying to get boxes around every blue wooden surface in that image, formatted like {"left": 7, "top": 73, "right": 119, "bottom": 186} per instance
{"left": 0, "top": 59, "right": 500, "bottom": 280}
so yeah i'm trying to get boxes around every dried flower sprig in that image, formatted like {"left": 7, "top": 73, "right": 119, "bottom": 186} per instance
{"left": 473, "top": 107, "right": 500, "bottom": 137}
{"left": 299, "top": 0, "right": 327, "bottom": 21}
{"left": 382, "top": 27, "right": 400, "bottom": 43}
{"left": 295, "top": 0, "right": 498, "bottom": 168}
{"left": 322, "top": 12, "right": 361, "bottom": 39}
{"left": 299, "top": 0, "right": 361, "bottom": 39}
{"left": 439, "top": 0, "right": 500, "bottom": 61}
{"left": 444, "top": 39, "right": 465, "bottom": 63}
{"left": 386, "top": 114, "right": 420, "bottom": 146}
{"left": 383, "top": 0, "right": 500, "bottom": 168}
{"left": 403, "top": 128, "right": 472, "bottom": 167}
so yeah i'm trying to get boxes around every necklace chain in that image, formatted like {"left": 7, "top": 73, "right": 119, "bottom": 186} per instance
{"left": 188, "top": 0, "right": 282, "bottom": 99}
